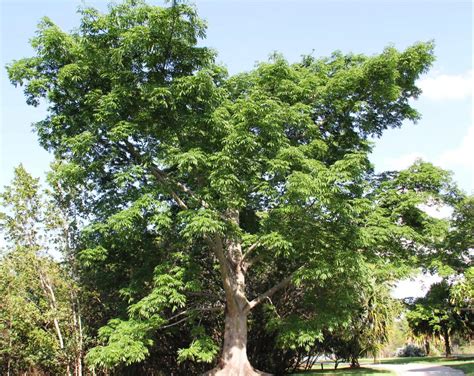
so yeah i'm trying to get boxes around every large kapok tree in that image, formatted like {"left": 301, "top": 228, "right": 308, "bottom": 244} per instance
{"left": 8, "top": 1, "right": 459, "bottom": 374}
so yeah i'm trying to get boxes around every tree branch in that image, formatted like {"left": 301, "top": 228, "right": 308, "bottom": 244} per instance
{"left": 241, "top": 241, "right": 259, "bottom": 265}
{"left": 161, "top": 316, "right": 189, "bottom": 329}
{"left": 162, "top": 305, "right": 224, "bottom": 329}
{"left": 205, "top": 236, "right": 235, "bottom": 305}
{"left": 241, "top": 241, "right": 266, "bottom": 271}
{"left": 245, "top": 267, "right": 303, "bottom": 313}
{"left": 120, "top": 140, "right": 211, "bottom": 211}
{"left": 120, "top": 140, "right": 188, "bottom": 209}
{"left": 119, "top": 142, "right": 249, "bottom": 313}
{"left": 242, "top": 253, "right": 263, "bottom": 272}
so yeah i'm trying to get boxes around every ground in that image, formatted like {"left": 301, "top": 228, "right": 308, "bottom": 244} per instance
{"left": 291, "top": 356, "right": 474, "bottom": 376}
{"left": 292, "top": 367, "right": 395, "bottom": 375}
{"left": 372, "top": 362, "right": 464, "bottom": 375}
{"left": 377, "top": 356, "right": 474, "bottom": 375}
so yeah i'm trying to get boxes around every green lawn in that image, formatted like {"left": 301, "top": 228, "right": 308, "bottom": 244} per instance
{"left": 378, "top": 355, "right": 472, "bottom": 364}
{"left": 452, "top": 362, "right": 474, "bottom": 376}
{"left": 378, "top": 356, "right": 474, "bottom": 375}
{"left": 292, "top": 366, "right": 395, "bottom": 375}
{"left": 291, "top": 356, "right": 474, "bottom": 375}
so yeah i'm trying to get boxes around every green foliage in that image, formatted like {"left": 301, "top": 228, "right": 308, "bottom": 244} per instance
{"left": 405, "top": 195, "right": 474, "bottom": 357}
{"left": 406, "top": 279, "right": 473, "bottom": 356}
{"left": 450, "top": 267, "right": 474, "bottom": 308}
{"left": 179, "top": 209, "right": 226, "bottom": 239}
{"left": 0, "top": 165, "right": 42, "bottom": 248}
{"left": 129, "top": 263, "right": 188, "bottom": 318}
{"left": 319, "top": 274, "right": 401, "bottom": 366}
{"left": 0, "top": 166, "right": 83, "bottom": 375}
{"left": 396, "top": 343, "right": 426, "bottom": 357}
{"left": 177, "top": 327, "right": 220, "bottom": 364}
{"left": 86, "top": 318, "right": 154, "bottom": 369}
{"left": 443, "top": 195, "right": 474, "bottom": 271}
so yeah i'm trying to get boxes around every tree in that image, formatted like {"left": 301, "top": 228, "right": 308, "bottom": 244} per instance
{"left": 446, "top": 196, "right": 474, "bottom": 266}
{"left": 8, "top": 1, "right": 456, "bottom": 373}
{"left": 0, "top": 166, "right": 84, "bottom": 375}
{"left": 312, "top": 271, "right": 400, "bottom": 368}
{"left": 406, "top": 280, "right": 473, "bottom": 357}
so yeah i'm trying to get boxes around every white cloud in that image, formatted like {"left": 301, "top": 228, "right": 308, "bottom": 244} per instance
{"left": 437, "top": 125, "right": 474, "bottom": 190}
{"left": 386, "top": 152, "right": 426, "bottom": 170}
{"left": 418, "top": 70, "right": 473, "bottom": 100}
{"left": 392, "top": 273, "right": 442, "bottom": 299}
{"left": 385, "top": 125, "right": 474, "bottom": 191}
{"left": 417, "top": 203, "right": 453, "bottom": 220}
{"left": 438, "top": 125, "right": 474, "bottom": 170}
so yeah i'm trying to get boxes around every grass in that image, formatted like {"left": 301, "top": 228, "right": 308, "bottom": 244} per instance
{"left": 452, "top": 362, "right": 474, "bottom": 376}
{"left": 292, "top": 366, "right": 395, "bottom": 375}
{"left": 290, "top": 356, "right": 474, "bottom": 375}
{"left": 378, "top": 355, "right": 474, "bottom": 375}
{"left": 378, "top": 355, "right": 472, "bottom": 364}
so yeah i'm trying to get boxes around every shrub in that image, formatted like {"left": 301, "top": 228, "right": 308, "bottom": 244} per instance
{"left": 396, "top": 344, "right": 426, "bottom": 357}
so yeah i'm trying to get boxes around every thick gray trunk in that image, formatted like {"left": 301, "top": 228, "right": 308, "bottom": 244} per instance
{"left": 205, "top": 210, "right": 286, "bottom": 375}
{"left": 204, "top": 308, "right": 270, "bottom": 376}
{"left": 205, "top": 228, "right": 271, "bottom": 375}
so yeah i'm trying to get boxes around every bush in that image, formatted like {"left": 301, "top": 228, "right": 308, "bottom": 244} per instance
{"left": 396, "top": 344, "right": 426, "bottom": 357}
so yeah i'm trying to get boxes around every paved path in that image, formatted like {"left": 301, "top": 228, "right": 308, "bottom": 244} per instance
{"left": 371, "top": 363, "right": 465, "bottom": 375}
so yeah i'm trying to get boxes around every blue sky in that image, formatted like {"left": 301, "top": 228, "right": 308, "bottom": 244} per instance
{"left": 1, "top": 0, "right": 472, "bottom": 192}
{"left": 0, "top": 0, "right": 472, "bottom": 297}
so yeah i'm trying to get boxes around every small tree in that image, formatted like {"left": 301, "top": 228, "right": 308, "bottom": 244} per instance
{"left": 317, "top": 275, "right": 400, "bottom": 368}
{"left": 406, "top": 280, "right": 473, "bottom": 357}
{"left": 407, "top": 195, "right": 474, "bottom": 358}
{"left": 0, "top": 166, "right": 84, "bottom": 375}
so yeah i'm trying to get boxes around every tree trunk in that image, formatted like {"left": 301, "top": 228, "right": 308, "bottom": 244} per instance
{"left": 39, "top": 270, "right": 71, "bottom": 376}
{"left": 443, "top": 330, "right": 451, "bottom": 357}
{"left": 424, "top": 338, "right": 430, "bottom": 355}
{"left": 7, "top": 315, "right": 12, "bottom": 376}
{"left": 72, "top": 294, "right": 84, "bottom": 376}
{"left": 205, "top": 228, "right": 271, "bottom": 375}
{"left": 204, "top": 309, "right": 266, "bottom": 375}
{"left": 350, "top": 357, "right": 360, "bottom": 368}
{"left": 205, "top": 208, "right": 296, "bottom": 376}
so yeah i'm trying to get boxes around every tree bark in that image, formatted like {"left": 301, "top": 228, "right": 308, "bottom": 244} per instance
{"left": 204, "top": 308, "right": 268, "bottom": 375}
{"left": 72, "top": 294, "right": 83, "bottom": 376}
{"left": 350, "top": 357, "right": 360, "bottom": 368}
{"left": 443, "top": 329, "right": 451, "bottom": 357}
{"left": 204, "top": 299, "right": 275, "bottom": 376}
{"left": 203, "top": 209, "right": 299, "bottom": 375}
{"left": 7, "top": 314, "right": 12, "bottom": 376}
{"left": 205, "top": 222, "right": 271, "bottom": 375}
{"left": 39, "top": 270, "right": 71, "bottom": 376}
